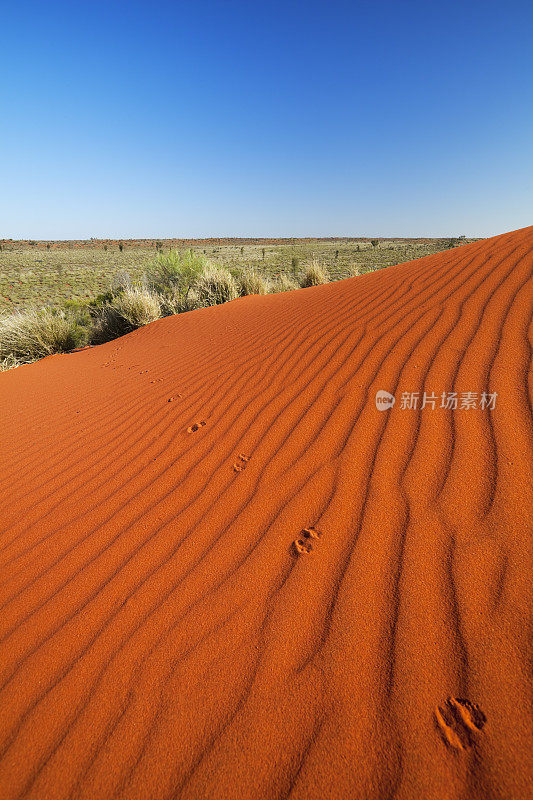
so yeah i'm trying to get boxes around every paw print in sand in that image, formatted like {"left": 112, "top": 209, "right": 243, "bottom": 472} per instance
{"left": 233, "top": 454, "right": 250, "bottom": 472}
{"left": 187, "top": 421, "right": 207, "bottom": 433}
{"left": 435, "top": 697, "right": 486, "bottom": 751}
{"left": 168, "top": 395, "right": 182, "bottom": 402}
{"left": 293, "top": 526, "right": 322, "bottom": 555}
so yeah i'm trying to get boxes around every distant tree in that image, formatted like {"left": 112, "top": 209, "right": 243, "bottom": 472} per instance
{"left": 118, "top": 242, "right": 124, "bottom": 252}
{"left": 240, "top": 246, "right": 244, "bottom": 255}
{"left": 262, "top": 248, "right": 266, "bottom": 259}
{"left": 104, "top": 244, "right": 108, "bottom": 251}
{"left": 335, "top": 249, "right": 339, "bottom": 259}
{"left": 447, "top": 235, "right": 466, "bottom": 249}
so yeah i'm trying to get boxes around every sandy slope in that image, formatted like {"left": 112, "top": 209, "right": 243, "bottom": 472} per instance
{"left": 0, "top": 226, "right": 531, "bottom": 800}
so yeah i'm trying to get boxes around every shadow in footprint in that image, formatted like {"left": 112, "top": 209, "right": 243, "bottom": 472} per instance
{"left": 435, "top": 697, "right": 486, "bottom": 751}
{"left": 293, "top": 538, "right": 313, "bottom": 555}
{"left": 292, "top": 525, "right": 322, "bottom": 557}
{"left": 187, "top": 421, "right": 207, "bottom": 433}
{"left": 233, "top": 454, "right": 250, "bottom": 473}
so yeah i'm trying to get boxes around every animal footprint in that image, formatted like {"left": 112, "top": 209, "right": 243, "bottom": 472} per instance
{"left": 233, "top": 454, "right": 250, "bottom": 472}
{"left": 293, "top": 525, "right": 322, "bottom": 555}
{"left": 187, "top": 421, "right": 206, "bottom": 433}
{"left": 150, "top": 378, "right": 163, "bottom": 384}
{"left": 168, "top": 395, "right": 182, "bottom": 402}
{"left": 293, "top": 538, "right": 313, "bottom": 555}
{"left": 448, "top": 697, "right": 486, "bottom": 732}
{"left": 302, "top": 527, "right": 320, "bottom": 540}
{"left": 435, "top": 697, "right": 486, "bottom": 751}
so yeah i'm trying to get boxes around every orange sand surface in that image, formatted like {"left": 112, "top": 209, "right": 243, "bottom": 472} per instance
{"left": 0, "top": 226, "right": 532, "bottom": 799}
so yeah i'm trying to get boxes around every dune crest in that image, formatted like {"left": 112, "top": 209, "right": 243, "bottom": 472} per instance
{"left": 0, "top": 227, "right": 532, "bottom": 799}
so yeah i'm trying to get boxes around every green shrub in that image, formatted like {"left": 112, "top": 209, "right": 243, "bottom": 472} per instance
{"left": 89, "top": 289, "right": 117, "bottom": 310}
{"left": 237, "top": 268, "right": 271, "bottom": 296}
{"left": 91, "top": 286, "right": 161, "bottom": 343}
{"left": 0, "top": 307, "right": 88, "bottom": 364}
{"left": 194, "top": 265, "right": 238, "bottom": 306}
{"left": 64, "top": 298, "right": 93, "bottom": 326}
{"left": 145, "top": 249, "right": 208, "bottom": 296}
{"left": 298, "top": 259, "right": 329, "bottom": 288}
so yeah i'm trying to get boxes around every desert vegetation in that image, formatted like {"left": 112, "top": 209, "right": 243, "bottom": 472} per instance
{"left": 0, "top": 248, "right": 328, "bottom": 368}
{"left": 298, "top": 258, "right": 330, "bottom": 287}
{"left": 0, "top": 237, "right": 478, "bottom": 370}
{"left": 0, "top": 237, "right": 479, "bottom": 312}
{"left": 0, "top": 308, "right": 88, "bottom": 367}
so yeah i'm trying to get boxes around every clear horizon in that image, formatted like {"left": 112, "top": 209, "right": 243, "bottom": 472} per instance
{"left": 2, "top": 0, "right": 532, "bottom": 239}
{"left": 0, "top": 232, "right": 519, "bottom": 242}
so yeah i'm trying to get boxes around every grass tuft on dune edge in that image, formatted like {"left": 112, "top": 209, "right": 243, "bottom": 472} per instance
{"left": 0, "top": 250, "right": 340, "bottom": 368}
{"left": 298, "top": 258, "right": 330, "bottom": 287}
{"left": 91, "top": 286, "right": 162, "bottom": 344}
{"left": 0, "top": 308, "right": 88, "bottom": 365}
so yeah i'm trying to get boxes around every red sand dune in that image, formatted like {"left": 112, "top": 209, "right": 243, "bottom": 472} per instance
{"left": 0, "top": 227, "right": 532, "bottom": 800}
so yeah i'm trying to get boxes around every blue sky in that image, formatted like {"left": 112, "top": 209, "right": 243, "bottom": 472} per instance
{"left": 1, "top": 0, "right": 532, "bottom": 238}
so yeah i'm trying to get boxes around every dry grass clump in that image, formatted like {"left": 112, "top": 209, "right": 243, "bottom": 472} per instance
{"left": 272, "top": 274, "right": 298, "bottom": 293}
{"left": 91, "top": 286, "right": 161, "bottom": 343}
{"left": 0, "top": 353, "right": 23, "bottom": 371}
{"left": 299, "top": 258, "right": 330, "bottom": 288}
{"left": 0, "top": 308, "right": 87, "bottom": 365}
{"left": 194, "top": 265, "right": 238, "bottom": 306}
{"left": 159, "top": 288, "right": 206, "bottom": 315}
{"left": 237, "top": 268, "right": 271, "bottom": 296}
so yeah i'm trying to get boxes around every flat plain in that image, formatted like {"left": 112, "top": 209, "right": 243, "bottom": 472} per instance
{"left": 0, "top": 236, "right": 476, "bottom": 311}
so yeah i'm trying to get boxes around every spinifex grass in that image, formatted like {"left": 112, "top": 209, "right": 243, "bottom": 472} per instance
{"left": 0, "top": 237, "right": 478, "bottom": 312}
